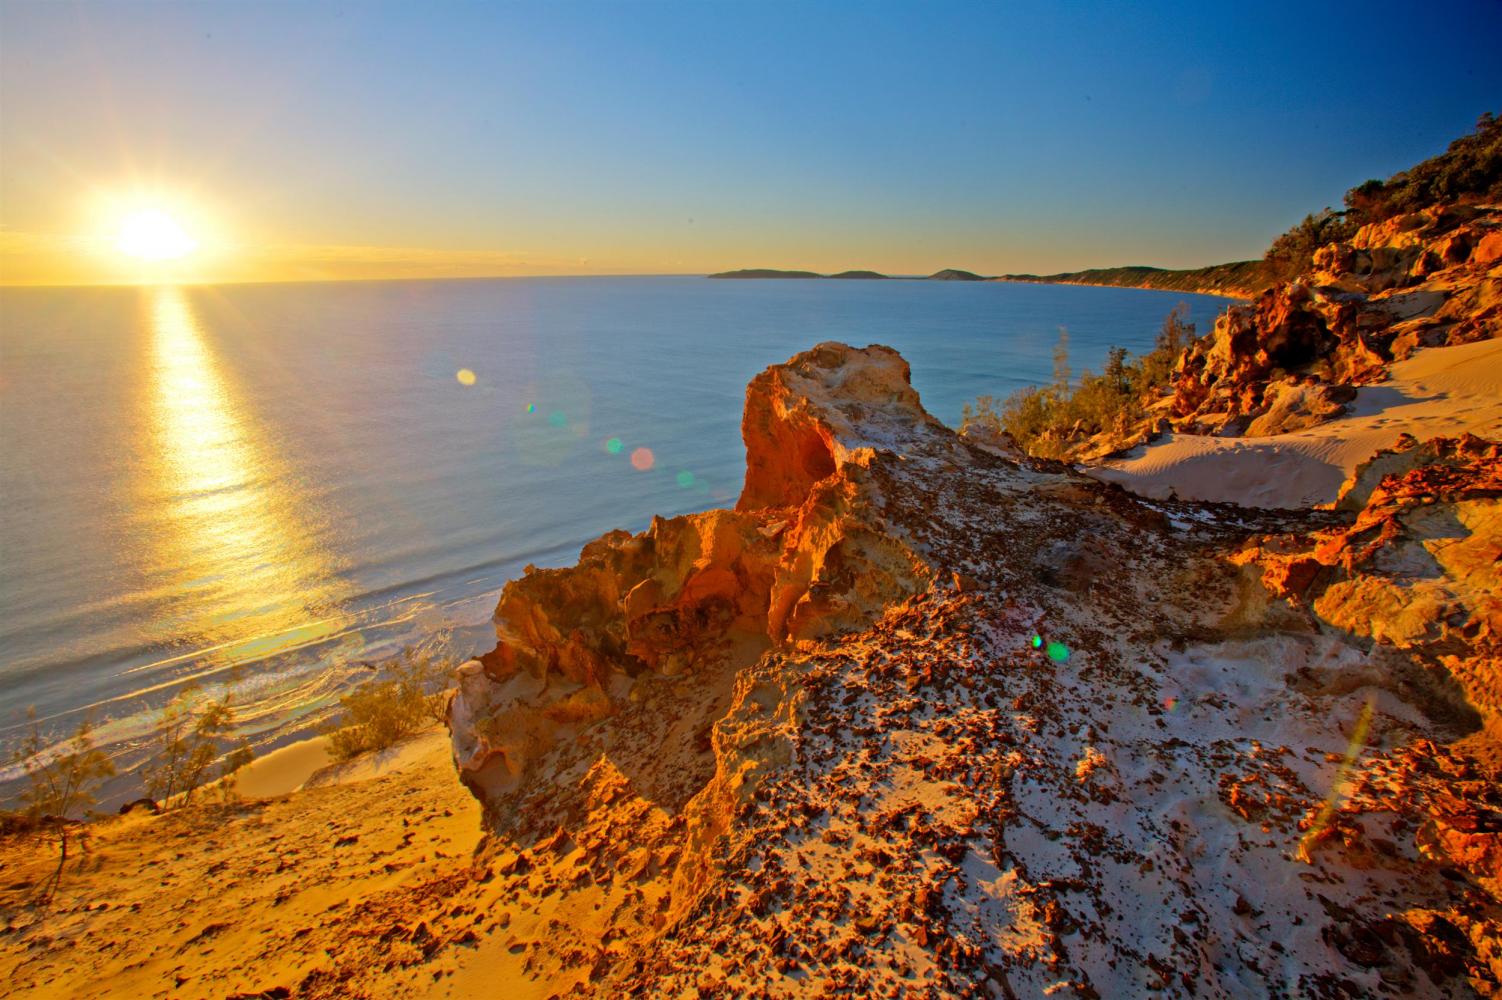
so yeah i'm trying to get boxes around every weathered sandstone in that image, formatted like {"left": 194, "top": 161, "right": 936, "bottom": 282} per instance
{"left": 446, "top": 343, "right": 1502, "bottom": 996}
{"left": 1168, "top": 204, "right": 1501, "bottom": 439}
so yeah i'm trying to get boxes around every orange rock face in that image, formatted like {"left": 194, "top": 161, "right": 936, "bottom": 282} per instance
{"left": 450, "top": 344, "right": 938, "bottom": 803}
{"left": 1166, "top": 204, "right": 1502, "bottom": 439}
{"left": 445, "top": 344, "right": 1502, "bottom": 997}
{"left": 1253, "top": 433, "right": 1502, "bottom": 725}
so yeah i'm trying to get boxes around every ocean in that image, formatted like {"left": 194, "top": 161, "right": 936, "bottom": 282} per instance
{"left": 0, "top": 276, "right": 1229, "bottom": 799}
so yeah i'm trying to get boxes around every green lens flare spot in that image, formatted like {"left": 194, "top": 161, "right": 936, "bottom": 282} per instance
{"left": 675, "top": 471, "right": 695, "bottom": 488}
{"left": 606, "top": 437, "right": 623, "bottom": 454}
{"left": 1031, "top": 634, "right": 1043, "bottom": 649}
{"left": 526, "top": 403, "right": 536, "bottom": 414}
{"left": 548, "top": 410, "right": 566, "bottom": 428}
{"left": 1045, "top": 641, "right": 1070, "bottom": 663}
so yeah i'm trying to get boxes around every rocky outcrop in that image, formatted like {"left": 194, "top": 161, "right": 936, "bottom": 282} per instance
{"left": 1246, "top": 433, "right": 1502, "bottom": 729}
{"left": 450, "top": 344, "right": 941, "bottom": 808}
{"left": 1168, "top": 204, "right": 1502, "bottom": 438}
{"left": 444, "top": 343, "right": 1502, "bottom": 996}
{"left": 1236, "top": 432, "right": 1502, "bottom": 967}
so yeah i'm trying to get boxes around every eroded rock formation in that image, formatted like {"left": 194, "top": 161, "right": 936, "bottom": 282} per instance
{"left": 447, "top": 344, "right": 1502, "bottom": 997}
{"left": 1169, "top": 204, "right": 1501, "bottom": 438}
{"left": 1245, "top": 433, "right": 1502, "bottom": 728}
{"left": 450, "top": 345, "right": 940, "bottom": 809}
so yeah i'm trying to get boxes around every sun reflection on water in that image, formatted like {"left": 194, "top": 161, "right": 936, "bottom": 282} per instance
{"left": 139, "top": 287, "right": 350, "bottom": 678}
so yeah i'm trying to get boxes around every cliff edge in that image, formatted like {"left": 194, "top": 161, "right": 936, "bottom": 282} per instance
{"left": 446, "top": 343, "right": 1502, "bottom": 997}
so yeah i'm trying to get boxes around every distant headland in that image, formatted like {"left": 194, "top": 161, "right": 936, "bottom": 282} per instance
{"left": 707, "top": 263, "right": 1258, "bottom": 295}
{"left": 994, "top": 261, "right": 1268, "bottom": 298}
{"left": 708, "top": 267, "right": 987, "bottom": 281}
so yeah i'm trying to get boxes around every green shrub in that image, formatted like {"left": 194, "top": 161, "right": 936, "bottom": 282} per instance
{"left": 962, "top": 307, "right": 1196, "bottom": 460}
{"left": 1264, "top": 209, "right": 1360, "bottom": 279}
{"left": 1133, "top": 304, "right": 1196, "bottom": 394}
{"left": 1264, "top": 112, "right": 1502, "bottom": 276}
{"left": 325, "top": 680, "right": 428, "bottom": 761}
{"left": 324, "top": 649, "right": 451, "bottom": 763}
{"left": 10, "top": 708, "right": 114, "bottom": 902}
{"left": 142, "top": 687, "right": 245, "bottom": 809}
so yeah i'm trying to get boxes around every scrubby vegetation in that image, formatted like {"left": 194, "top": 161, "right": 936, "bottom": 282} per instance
{"left": 9, "top": 709, "right": 114, "bottom": 902}
{"left": 962, "top": 305, "right": 1195, "bottom": 459}
{"left": 1345, "top": 111, "right": 1502, "bottom": 221}
{"left": 1264, "top": 209, "right": 1360, "bottom": 280}
{"left": 324, "top": 649, "right": 452, "bottom": 763}
{"left": 142, "top": 686, "right": 254, "bottom": 809}
{"left": 999, "top": 259, "right": 1271, "bottom": 297}
{"left": 1265, "top": 111, "right": 1501, "bottom": 276}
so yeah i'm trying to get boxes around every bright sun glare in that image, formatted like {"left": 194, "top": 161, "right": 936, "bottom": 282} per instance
{"left": 117, "top": 209, "right": 198, "bottom": 261}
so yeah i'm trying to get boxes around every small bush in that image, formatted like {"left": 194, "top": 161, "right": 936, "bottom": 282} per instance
{"left": 1264, "top": 209, "right": 1360, "bottom": 279}
{"left": 10, "top": 708, "right": 115, "bottom": 902}
{"left": 324, "top": 649, "right": 451, "bottom": 763}
{"left": 142, "top": 686, "right": 244, "bottom": 809}
{"left": 325, "top": 681, "right": 428, "bottom": 761}
{"left": 1133, "top": 304, "right": 1196, "bottom": 394}
{"left": 962, "top": 307, "right": 1196, "bottom": 459}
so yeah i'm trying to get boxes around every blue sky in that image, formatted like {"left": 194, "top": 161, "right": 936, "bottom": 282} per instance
{"left": 2, "top": 0, "right": 1499, "bottom": 281}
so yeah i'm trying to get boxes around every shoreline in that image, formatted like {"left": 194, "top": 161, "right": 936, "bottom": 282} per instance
{"left": 0, "top": 614, "right": 494, "bottom": 812}
{"left": 0, "top": 724, "right": 485, "bottom": 999}
{"left": 3, "top": 338, "right": 1497, "bottom": 998}
{"left": 988, "top": 275, "right": 1255, "bottom": 300}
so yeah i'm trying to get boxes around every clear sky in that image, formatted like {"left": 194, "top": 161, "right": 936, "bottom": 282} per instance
{"left": 2, "top": 0, "right": 1499, "bottom": 284}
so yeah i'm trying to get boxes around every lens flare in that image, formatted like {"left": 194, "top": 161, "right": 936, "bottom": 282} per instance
{"left": 676, "top": 471, "right": 695, "bottom": 488}
{"left": 1045, "top": 641, "right": 1070, "bottom": 663}
{"left": 630, "top": 447, "right": 655, "bottom": 471}
{"left": 455, "top": 368, "right": 476, "bottom": 386}
{"left": 1297, "top": 694, "right": 1377, "bottom": 863}
{"left": 1031, "top": 635, "right": 1043, "bottom": 649}
{"left": 548, "top": 410, "right": 567, "bottom": 428}
{"left": 606, "top": 437, "right": 623, "bottom": 454}
{"left": 526, "top": 403, "right": 536, "bottom": 414}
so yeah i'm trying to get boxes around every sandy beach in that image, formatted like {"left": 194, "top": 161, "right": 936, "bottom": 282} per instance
{"left": 0, "top": 728, "right": 512, "bottom": 1000}
{"left": 230, "top": 729, "right": 458, "bottom": 801}
{"left": 1088, "top": 336, "right": 1502, "bottom": 508}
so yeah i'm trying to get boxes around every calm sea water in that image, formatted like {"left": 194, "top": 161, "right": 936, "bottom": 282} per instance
{"left": 0, "top": 276, "right": 1228, "bottom": 794}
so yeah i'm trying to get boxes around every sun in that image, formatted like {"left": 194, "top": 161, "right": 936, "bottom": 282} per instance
{"left": 117, "top": 209, "right": 198, "bottom": 261}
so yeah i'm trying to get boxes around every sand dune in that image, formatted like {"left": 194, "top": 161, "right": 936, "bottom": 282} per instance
{"left": 1089, "top": 337, "right": 1502, "bottom": 508}
{"left": 0, "top": 729, "right": 509, "bottom": 999}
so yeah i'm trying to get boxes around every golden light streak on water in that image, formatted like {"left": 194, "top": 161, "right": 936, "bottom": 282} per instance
{"left": 139, "top": 287, "right": 350, "bottom": 677}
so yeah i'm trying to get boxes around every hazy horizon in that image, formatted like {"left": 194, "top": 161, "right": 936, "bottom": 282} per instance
{"left": 3, "top": 0, "right": 1500, "bottom": 286}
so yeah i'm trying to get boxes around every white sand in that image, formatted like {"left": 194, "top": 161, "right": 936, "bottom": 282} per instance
{"left": 1088, "top": 337, "right": 1502, "bottom": 508}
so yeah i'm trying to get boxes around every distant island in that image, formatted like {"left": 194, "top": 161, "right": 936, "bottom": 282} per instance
{"left": 708, "top": 267, "right": 988, "bottom": 280}
{"left": 709, "top": 268, "right": 826, "bottom": 279}
{"left": 927, "top": 268, "right": 986, "bottom": 280}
